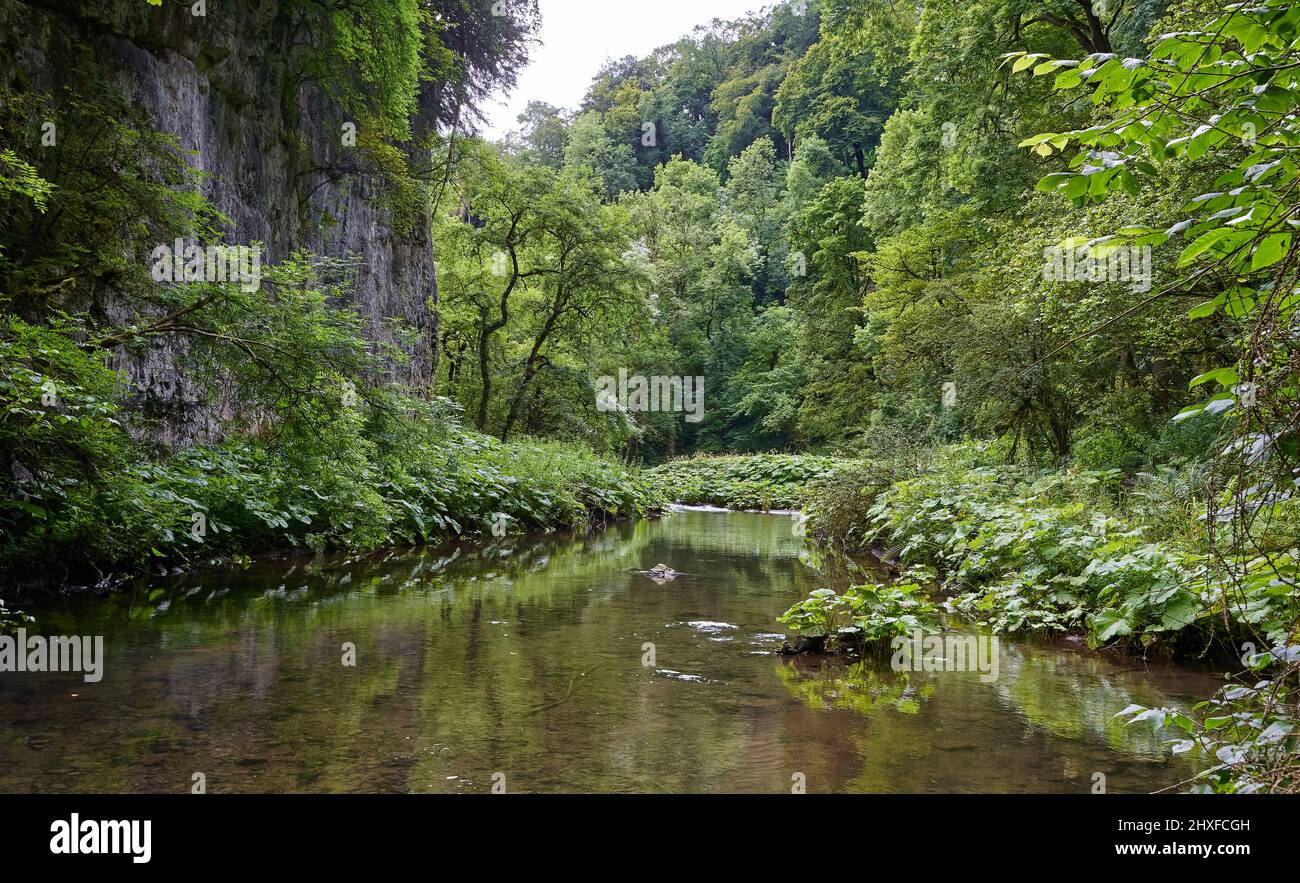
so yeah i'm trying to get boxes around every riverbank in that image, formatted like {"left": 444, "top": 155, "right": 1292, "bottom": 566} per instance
{"left": 643, "top": 453, "right": 852, "bottom": 511}
{"left": 810, "top": 445, "right": 1295, "bottom": 654}
{"left": 0, "top": 417, "right": 665, "bottom": 605}
{"left": 650, "top": 447, "right": 1296, "bottom": 653}
{"left": 648, "top": 447, "right": 1299, "bottom": 793}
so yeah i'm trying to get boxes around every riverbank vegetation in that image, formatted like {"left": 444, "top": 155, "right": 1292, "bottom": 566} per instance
{"left": 800, "top": 443, "right": 1296, "bottom": 649}
{"left": 777, "top": 575, "right": 941, "bottom": 653}
{"left": 643, "top": 453, "right": 846, "bottom": 509}
{"left": 779, "top": 436, "right": 1299, "bottom": 791}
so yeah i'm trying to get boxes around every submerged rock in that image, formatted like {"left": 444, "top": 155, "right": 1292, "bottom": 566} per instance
{"left": 638, "top": 563, "right": 681, "bottom": 583}
{"left": 778, "top": 635, "right": 827, "bottom": 655}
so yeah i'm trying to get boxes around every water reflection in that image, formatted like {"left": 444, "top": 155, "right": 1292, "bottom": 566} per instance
{"left": 0, "top": 511, "right": 1220, "bottom": 793}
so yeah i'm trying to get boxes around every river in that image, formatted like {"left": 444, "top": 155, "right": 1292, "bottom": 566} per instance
{"left": 0, "top": 509, "right": 1221, "bottom": 793}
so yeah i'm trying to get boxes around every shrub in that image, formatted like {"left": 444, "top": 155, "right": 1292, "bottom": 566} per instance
{"left": 778, "top": 577, "right": 942, "bottom": 653}
{"left": 828, "top": 456, "right": 1296, "bottom": 651}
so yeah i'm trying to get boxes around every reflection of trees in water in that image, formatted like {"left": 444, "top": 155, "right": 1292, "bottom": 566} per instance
{"left": 650, "top": 511, "right": 806, "bottom": 558}
{"left": 51, "top": 510, "right": 836, "bottom": 630}
{"left": 776, "top": 641, "right": 1196, "bottom": 757}
{"left": 993, "top": 647, "right": 1197, "bottom": 759}
{"left": 2, "top": 511, "right": 816, "bottom": 792}
{"left": 50, "top": 522, "right": 645, "bottom": 630}
{"left": 777, "top": 657, "right": 929, "bottom": 716}
{"left": 774, "top": 646, "right": 1205, "bottom": 793}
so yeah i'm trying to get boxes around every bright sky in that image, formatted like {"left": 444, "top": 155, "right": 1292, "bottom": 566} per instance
{"left": 481, "top": 0, "right": 771, "bottom": 140}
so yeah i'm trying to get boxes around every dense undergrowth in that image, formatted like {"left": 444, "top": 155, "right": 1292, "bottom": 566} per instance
{"left": 0, "top": 414, "right": 661, "bottom": 595}
{"left": 772, "top": 440, "right": 1299, "bottom": 793}
{"left": 0, "top": 305, "right": 663, "bottom": 599}
{"left": 797, "top": 442, "right": 1297, "bottom": 653}
{"left": 642, "top": 453, "right": 849, "bottom": 510}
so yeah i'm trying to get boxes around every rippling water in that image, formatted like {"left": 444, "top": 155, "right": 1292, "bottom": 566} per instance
{"left": 0, "top": 510, "right": 1222, "bottom": 793}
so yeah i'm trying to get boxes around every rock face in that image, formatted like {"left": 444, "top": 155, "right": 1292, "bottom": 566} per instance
{"left": 0, "top": 0, "right": 438, "bottom": 447}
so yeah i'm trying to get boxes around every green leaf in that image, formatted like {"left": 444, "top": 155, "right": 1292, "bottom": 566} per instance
{"left": 1189, "top": 366, "right": 1237, "bottom": 389}
{"left": 1055, "top": 68, "right": 1083, "bottom": 89}
{"left": 1188, "top": 293, "right": 1225, "bottom": 318}
{"left": 1178, "top": 228, "right": 1251, "bottom": 267}
{"left": 1091, "top": 608, "right": 1133, "bottom": 642}
{"left": 1250, "top": 233, "right": 1290, "bottom": 271}
{"left": 1012, "top": 53, "right": 1048, "bottom": 73}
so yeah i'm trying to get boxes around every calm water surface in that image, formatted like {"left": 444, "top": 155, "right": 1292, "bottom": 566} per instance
{"left": 0, "top": 510, "right": 1222, "bottom": 793}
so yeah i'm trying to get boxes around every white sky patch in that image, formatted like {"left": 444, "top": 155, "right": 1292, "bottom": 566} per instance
{"left": 480, "top": 0, "right": 770, "bottom": 141}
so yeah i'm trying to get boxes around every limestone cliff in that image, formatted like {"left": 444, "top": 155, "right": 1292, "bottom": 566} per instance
{"left": 0, "top": 0, "right": 438, "bottom": 446}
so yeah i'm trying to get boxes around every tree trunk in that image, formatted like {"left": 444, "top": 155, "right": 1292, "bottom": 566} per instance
{"left": 1152, "top": 353, "right": 1170, "bottom": 412}
{"left": 501, "top": 291, "right": 566, "bottom": 440}
{"left": 475, "top": 315, "right": 502, "bottom": 430}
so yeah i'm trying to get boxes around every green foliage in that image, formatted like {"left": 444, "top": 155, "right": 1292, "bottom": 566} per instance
{"left": 784, "top": 174, "right": 873, "bottom": 445}
{"left": 1, "top": 377, "right": 663, "bottom": 583}
{"left": 0, "top": 149, "right": 51, "bottom": 212}
{"left": 773, "top": 3, "right": 902, "bottom": 178}
{"left": 512, "top": 101, "right": 571, "bottom": 169}
{"left": 809, "top": 447, "right": 1297, "bottom": 650}
{"left": 804, "top": 457, "right": 916, "bottom": 548}
{"left": 433, "top": 0, "right": 1296, "bottom": 477}
{"left": 0, "top": 597, "right": 33, "bottom": 633}
{"left": 1007, "top": 0, "right": 1300, "bottom": 500}
{"left": 643, "top": 453, "right": 848, "bottom": 510}
{"left": 434, "top": 141, "right": 646, "bottom": 441}
{"left": 778, "top": 577, "right": 941, "bottom": 652}
{"left": 1120, "top": 643, "right": 1300, "bottom": 793}
{"left": 563, "top": 111, "right": 639, "bottom": 200}
{"left": 575, "top": 2, "right": 822, "bottom": 178}
{"left": 1005, "top": 1, "right": 1300, "bottom": 790}
{"left": 305, "top": 0, "right": 429, "bottom": 141}
{"left": 0, "top": 82, "right": 222, "bottom": 308}
{"left": 0, "top": 236, "right": 663, "bottom": 583}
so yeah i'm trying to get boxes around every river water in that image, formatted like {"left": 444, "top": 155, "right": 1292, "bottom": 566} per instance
{"left": 0, "top": 509, "right": 1222, "bottom": 793}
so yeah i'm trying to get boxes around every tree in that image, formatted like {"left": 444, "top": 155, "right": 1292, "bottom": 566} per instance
{"left": 435, "top": 143, "right": 645, "bottom": 440}
{"left": 773, "top": 22, "right": 897, "bottom": 178}
{"left": 785, "top": 175, "right": 872, "bottom": 443}
{"left": 726, "top": 137, "right": 788, "bottom": 304}
{"left": 563, "top": 111, "right": 639, "bottom": 201}
{"left": 513, "top": 101, "right": 570, "bottom": 169}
